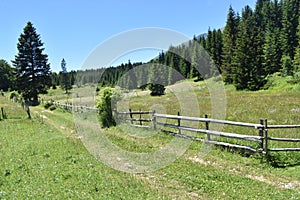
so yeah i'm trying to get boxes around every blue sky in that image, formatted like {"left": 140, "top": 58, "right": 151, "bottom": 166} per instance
{"left": 0, "top": 0, "right": 256, "bottom": 72}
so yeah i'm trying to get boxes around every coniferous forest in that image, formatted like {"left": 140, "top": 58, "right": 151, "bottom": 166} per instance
{"left": 95, "top": 0, "right": 300, "bottom": 91}
{"left": 0, "top": 0, "right": 299, "bottom": 93}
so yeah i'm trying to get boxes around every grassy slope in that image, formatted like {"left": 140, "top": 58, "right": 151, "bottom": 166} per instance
{"left": 1, "top": 76, "right": 300, "bottom": 199}
{"left": 0, "top": 97, "right": 165, "bottom": 199}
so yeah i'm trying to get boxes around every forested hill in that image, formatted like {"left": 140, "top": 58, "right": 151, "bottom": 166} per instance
{"left": 91, "top": 0, "right": 299, "bottom": 91}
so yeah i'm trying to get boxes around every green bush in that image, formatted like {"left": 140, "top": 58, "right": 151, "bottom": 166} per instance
{"left": 149, "top": 83, "right": 165, "bottom": 96}
{"left": 96, "top": 87, "right": 122, "bottom": 128}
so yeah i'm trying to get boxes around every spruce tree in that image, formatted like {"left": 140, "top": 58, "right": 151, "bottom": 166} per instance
{"left": 292, "top": 8, "right": 300, "bottom": 73}
{"left": 60, "top": 58, "right": 72, "bottom": 94}
{"left": 222, "top": 6, "right": 240, "bottom": 84}
{"left": 281, "top": 55, "right": 293, "bottom": 76}
{"left": 148, "top": 63, "right": 166, "bottom": 96}
{"left": 263, "top": 0, "right": 283, "bottom": 75}
{"left": 13, "top": 22, "right": 51, "bottom": 105}
{"left": 234, "top": 6, "right": 259, "bottom": 90}
{"left": 281, "top": 0, "right": 299, "bottom": 59}
{"left": 0, "top": 59, "right": 14, "bottom": 91}
{"left": 125, "top": 60, "right": 137, "bottom": 90}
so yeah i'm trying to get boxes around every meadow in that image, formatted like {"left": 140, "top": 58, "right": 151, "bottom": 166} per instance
{"left": 0, "top": 77, "right": 300, "bottom": 199}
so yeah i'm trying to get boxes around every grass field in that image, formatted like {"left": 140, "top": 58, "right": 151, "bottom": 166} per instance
{"left": 1, "top": 77, "right": 300, "bottom": 199}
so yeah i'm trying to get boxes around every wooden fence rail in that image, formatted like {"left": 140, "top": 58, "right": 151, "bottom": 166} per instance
{"left": 116, "top": 109, "right": 300, "bottom": 155}
{"left": 48, "top": 101, "right": 300, "bottom": 155}
{"left": 52, "top": 101, "right": 98, "bottom": 112}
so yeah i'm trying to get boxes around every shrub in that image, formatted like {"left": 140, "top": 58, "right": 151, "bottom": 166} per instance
{"left": 149, "top": 83, "right": 165, "bottom": 96}
{"left": 96, "top": 87, "right": 122, "bottom": 128}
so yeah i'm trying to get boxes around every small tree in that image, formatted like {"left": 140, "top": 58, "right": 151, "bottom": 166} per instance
{"left": 60, "top": 58, "right": 72, "bottom": 93}
{"left": 281, "top": 55, "right": 293, "bottom": 76}
{"left": 96, "top": 87, "right": 121, "bottom": 128}
{"left": 149, "top": 83, "right": 165, "bottom": 96}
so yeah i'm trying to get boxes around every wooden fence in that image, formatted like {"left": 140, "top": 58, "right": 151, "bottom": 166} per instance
{"left": 116, "top": 109, "right": 300, "bottom": 156}
{"left": 51, "top": 101, "right": 98, "bottom": 112}
{"left": 48, "top": 101, "right": 300, "bottom": 155}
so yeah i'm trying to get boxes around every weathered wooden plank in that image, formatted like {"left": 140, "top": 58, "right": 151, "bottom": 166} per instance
{"left": 267, "top": 125, "right": 300, "bottom": 129}
{"left": 156, "top": 122, "right": 262, "bottom": 142}
{"left": 117, "top": 111, "right": 154, "bottom": 115}
{"left": 161, "top": 130, "right": 257, "bottom": 152}
{"left": 205, "top": 140, "right": 257, "bottom": 152}
{"left": 128, "top": 118, "right": 152, "bottom": 122}
{"left": 268, "top": 148, "right": 300, "bottom": 151}
{"left": 268, "top": 137, "right": 300, "bottom": 142}
{"left": 154, "top": 113, "right": 263, "bottom": 128}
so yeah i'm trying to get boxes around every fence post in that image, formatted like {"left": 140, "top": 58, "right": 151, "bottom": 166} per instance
{"left": 264, "top": 119, "right": 269, "bottom": 157}
{"left": 152, "top": 110, "right": 156, "bottom": 129}
{"left": 205, "top": 114, "right": 210, "bottom": 140}
{"left": 139, "top": 109, "right": 142, "bottom": 126}
{"left": 1, "top": 107, "right": 4, "bottom": 119}
{"left": 178, "top": 112, "right": 181, "bottom": 134}
{"left": 129, "top": 109, "right": 133, "bottom": 125}
{"left": 258, "top": 119, "right": 264, "bottom": 152}
{"left": 1, "top": 107, "right": 7, "bottom": 119}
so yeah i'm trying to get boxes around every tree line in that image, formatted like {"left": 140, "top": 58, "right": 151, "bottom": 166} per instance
{"left": 96, "top": 0, "right": 300, "bottom": 91}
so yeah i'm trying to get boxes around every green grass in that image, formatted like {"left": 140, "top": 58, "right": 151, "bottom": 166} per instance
{"left": 0, "top": 97, "right": 166, "bottom": 199}
{"left": 124, "top": 78, "right": 300, "bottom": 166}
{"left": 99, "top": 124, "right": 300, "bottom": 199}
{"left": 1, "top": 77, "right": 300, "bottom": 199}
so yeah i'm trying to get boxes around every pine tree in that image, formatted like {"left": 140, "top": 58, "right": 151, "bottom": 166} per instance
{"left": 263, "top": 0, "right": 283, "bottom": 75}
{"left": 13, "top": 22, "right": 51, "bottom": 105}
{"left": 60, "top": 58, "right": 72, "bottom": 94}
{"left": 281, "top": 55, "right": 293, "bottom": 76}
{"left": 0, "top": 59, "right": 14, "bottom": 91}
{"left": 252, "top": 0, "right": 270, "bottom": 87}
{"left": 292, "top": 8, "right": 300, "bottom": 73}
{"left": 281, "top": 0, "right": 299, "bottom": 59}
{"left": 214, "top": 29, "right": 223, "bottom": 72}
{"left": 148, "top": 63, "right": 166, "bottom": 96}
{"left": 222, "top": 6, "right": 240, "bottom": 84}
{"left": 125, "top": 60, "right": 137, "bottom": 90}
{"left": 234, "top": 6, "right": 259, "bottom": 90}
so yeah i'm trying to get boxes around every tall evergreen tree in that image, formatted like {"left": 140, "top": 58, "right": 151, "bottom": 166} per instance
{"left": 281, "top": 55, "right": 293, "bottom": 76}
{"left": 292, "top": 7, "right": 300, "bottom": 73}
{"left": 148, "top": 63, "right": 166, "bottom": 96}
{"left": 0, "top": 59, "right": 14, "bottom": 91}
{"left": 252, "top": 0, "right": 270, "bottom": 85}
{"left": 263, "top": 0, "right": 283, "bottom": 75}
{"left": 125, "top": 60, "right": 137, "bottom": 90}
{"left": 222, "top": 6, "right": 240, "bottom": 84}
{"left": 234, "top": 6, "right": 266, "bottom": 90}
{"left": 213, "top": 29, "right": 223, "bottom": 72}
{"left": 13, "top": 22, "right": 51, "bottom": 104}
{"left": 60, "top": 58, "right": 72, "bottom": 93}
{"left": 281, "top": 0, "right": 299, "bottom": 59}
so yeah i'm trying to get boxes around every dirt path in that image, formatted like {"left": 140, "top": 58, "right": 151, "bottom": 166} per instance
{"left": 31, "top": 106, "right": 78, "bottom": 140}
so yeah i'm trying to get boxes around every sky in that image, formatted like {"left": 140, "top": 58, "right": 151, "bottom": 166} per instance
{"left": 0, "top": 0, "right": 257, "bottom": 72}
